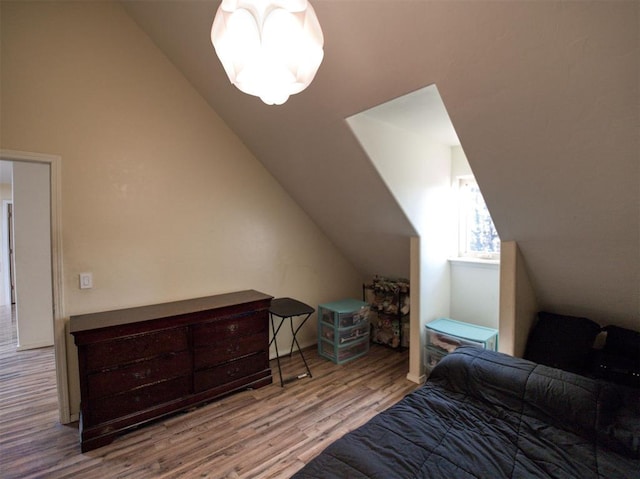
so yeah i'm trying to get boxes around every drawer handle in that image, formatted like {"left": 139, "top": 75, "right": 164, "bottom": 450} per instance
{"left": 132, "top": 369, "right": 151, "bottom": 380}
{"left": 227, "top": 367, "right": 240, "bottom": 377}
{"left": 226, "top": 344, "right": 241, "bottom": 354}
{"left": 228, "top": 324, "right": 239, "bottom": 333}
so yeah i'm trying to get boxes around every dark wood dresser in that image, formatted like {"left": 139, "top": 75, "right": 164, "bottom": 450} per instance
{"left": 70, "top": 290, "right": 273, "bottom": 452}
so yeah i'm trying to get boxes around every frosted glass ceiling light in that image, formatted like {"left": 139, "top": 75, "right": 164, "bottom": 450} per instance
{"left": 211, "top": 0, "right": 324, "bottom": 105}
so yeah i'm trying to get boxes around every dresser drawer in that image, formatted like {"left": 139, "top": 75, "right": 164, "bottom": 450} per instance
{"left": 193, "top": 352, "right": 268, "bottom": 392}
{"left": 85, "top": 327, "right": 189, "bottom": 372}
{"left": 86, "top": 351, "right": 192, "bottom": 399}
{"left": 320, "top": 321, "right": 369, "bottom": 345}
{"left": 192, "top": 311, "right": 266, "bottom": 346}
{"left": 88, "top": 375, "right": 191, "bottom": 426}
{"left": 319, "top": 336, "right": 369, "bottom": 365}
{"left": 194, "top": 332, "right": 267, "bottom": 369}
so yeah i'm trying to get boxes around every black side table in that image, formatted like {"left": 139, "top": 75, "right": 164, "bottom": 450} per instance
{"left": 269, "top": 297, "right": 314, "bottom": 387}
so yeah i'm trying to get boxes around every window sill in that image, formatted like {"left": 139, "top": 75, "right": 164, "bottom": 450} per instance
{"left": 448, "top": 257, "right": 500, "bottom": 268}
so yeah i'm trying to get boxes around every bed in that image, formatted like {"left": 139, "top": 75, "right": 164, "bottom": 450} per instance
{"left": 293, "top": 347, "right": 639, "bottom": 478}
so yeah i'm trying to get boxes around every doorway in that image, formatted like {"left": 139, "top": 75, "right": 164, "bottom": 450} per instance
{"left": 0, "top": 150, "right": 68, "bottom": 423}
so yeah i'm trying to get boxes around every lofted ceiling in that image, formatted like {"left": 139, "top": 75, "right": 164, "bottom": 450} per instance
{"left": 121, "top": 1, "right": 639, "bottom": 329}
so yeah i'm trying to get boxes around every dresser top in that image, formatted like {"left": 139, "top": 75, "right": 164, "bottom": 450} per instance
{"left": 69, "top": 290, "right": 272, "bottom": 333}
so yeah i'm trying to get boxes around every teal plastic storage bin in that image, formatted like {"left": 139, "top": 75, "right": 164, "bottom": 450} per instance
{"left": 318, "top": 299, "right": 370, "bottom": 364}
{"left": 424, "top": 318, "right": 498, "bottom": 372}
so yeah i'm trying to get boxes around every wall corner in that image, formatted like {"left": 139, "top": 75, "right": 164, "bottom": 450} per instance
{"left": 498, "top": 241, "right": 538, "bottom": 357}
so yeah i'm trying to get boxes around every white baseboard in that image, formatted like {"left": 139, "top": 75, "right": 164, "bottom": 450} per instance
{"left": 406, "top": 372, "right": 426, "bottom": 384}
{"left": 16, "top": 340, "right": 54, "bottom": 351}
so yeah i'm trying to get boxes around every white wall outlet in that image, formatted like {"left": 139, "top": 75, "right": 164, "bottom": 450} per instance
{"left": 79, "top": 272, "right": 93, "bottom": 289}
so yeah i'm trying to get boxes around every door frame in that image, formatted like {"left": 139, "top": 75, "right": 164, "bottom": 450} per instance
{"left": 2, "top": 200, "right": 15, "bottom": 306}
{"left": 0, "top": 149, "right": 68, "bottom": 423}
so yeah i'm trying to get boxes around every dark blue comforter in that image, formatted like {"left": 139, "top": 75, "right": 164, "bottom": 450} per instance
{"left": 293, "top": 347, "right": 639, "bottom": 478}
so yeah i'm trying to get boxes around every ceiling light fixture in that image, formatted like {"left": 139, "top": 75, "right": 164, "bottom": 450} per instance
{"left": 211, "top": 0, "right": 324, "bottom": 105}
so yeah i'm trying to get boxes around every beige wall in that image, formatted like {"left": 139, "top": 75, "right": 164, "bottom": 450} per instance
{"left": 0, "top": 1, "right": 362, "bottom": 419}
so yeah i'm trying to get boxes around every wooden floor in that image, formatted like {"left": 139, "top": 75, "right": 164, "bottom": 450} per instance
{"left": 0, "top": 308, "right": 419, "bottom": 478}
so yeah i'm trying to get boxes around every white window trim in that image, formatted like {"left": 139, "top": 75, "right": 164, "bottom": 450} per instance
{"left": 448, "top": 256, "right": 500, "bottom": 268}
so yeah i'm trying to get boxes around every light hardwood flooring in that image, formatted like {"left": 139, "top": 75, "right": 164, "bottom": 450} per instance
{"left": 0, "top": 308, "right": 419, "bottom": 478}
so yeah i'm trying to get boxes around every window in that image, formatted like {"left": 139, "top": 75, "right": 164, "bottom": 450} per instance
{"left": 457, "top": 177, "right": 500, "bottom": 260}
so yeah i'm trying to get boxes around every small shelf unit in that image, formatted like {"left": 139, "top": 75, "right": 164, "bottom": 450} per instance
{"left": 363, "top": 276, "right": 410, "bottom": 349}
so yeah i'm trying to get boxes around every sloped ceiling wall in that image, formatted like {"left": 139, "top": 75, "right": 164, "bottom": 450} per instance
{"left": 122, "top": 1, "right": 639, "bottom": 329}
